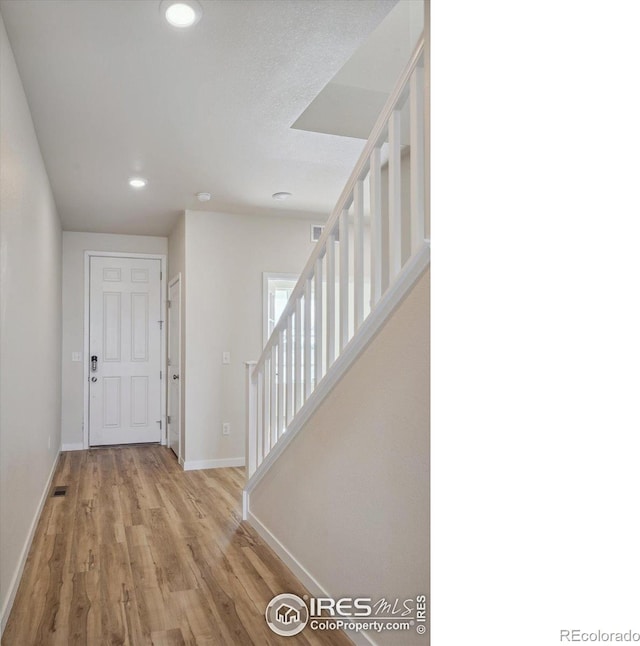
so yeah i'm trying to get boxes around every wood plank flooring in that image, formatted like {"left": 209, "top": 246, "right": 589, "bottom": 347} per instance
{"left": 2, "top": 446, "right": 353, "bottom": 646}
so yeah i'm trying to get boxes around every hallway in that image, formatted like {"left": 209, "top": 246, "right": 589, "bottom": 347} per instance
{"left": 2, "top": 446, "right": 352, "bottom": 646}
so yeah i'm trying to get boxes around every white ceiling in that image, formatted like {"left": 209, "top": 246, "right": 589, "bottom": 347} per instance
{"left": 0, "top": 0, "right": 397, "bottom": 235}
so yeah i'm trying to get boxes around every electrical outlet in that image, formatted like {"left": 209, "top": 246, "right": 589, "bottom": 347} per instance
{"left": 71, "top": 352, "right": 82, "bottom": 362}
{"left": 222, "top": 352, "right": 231, "bottom": 365}
{"left": 222, "top": 422, "right": 230, "bottom": 436}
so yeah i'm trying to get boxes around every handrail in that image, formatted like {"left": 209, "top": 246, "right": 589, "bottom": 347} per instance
{"left": 245, "top": 32, "right": 427, "bottom": 480}
{"left": 253, "top": 33, "right": 425, "bottom": 373}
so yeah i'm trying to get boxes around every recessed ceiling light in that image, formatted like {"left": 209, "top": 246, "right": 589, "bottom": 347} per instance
{"left": 129, "top": 177, "right": 147, "bottom": 188}
{"left": 196, "top": 192, "right": 211, "bottom": 202}
{"left": 160, "top": 1, "right": 202, "bottom": 28}
{"left": 272, "top": 192, "right": 292, "bottom": 200}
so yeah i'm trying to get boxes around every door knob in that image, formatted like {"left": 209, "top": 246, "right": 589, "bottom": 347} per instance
{"left": 172, "top": 374, "right": 179, "bottom": 380}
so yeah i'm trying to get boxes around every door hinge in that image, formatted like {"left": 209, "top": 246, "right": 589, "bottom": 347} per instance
{"left": 167, "top": 415, "right": 171, "bottom": 424}
{"left": 160, "top": 271, "right": 162, "bottom": 280}
{"left": 167, "top": 357, "right": 171, "bottom": 366}
{"left": 158, "top": 320, "right": 164, "bottom": 330}
{"left": 160, "top": 370, "right": 163, "bottom": 380}
{"left": 167, "top": 300, "right": 171, "bottom": 309}
{"left": 157, "top": 420, "right": 162, "bottom": 429}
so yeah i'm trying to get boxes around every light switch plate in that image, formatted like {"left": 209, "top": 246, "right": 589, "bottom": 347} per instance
{"left": 222, "top": 422, "right": 230, "bottom": 436}
{"left": 71, "top": 352, "right": 82, "bottom": 362}
{"left": 222, "top": 352, "right": 231, "bottom": 365}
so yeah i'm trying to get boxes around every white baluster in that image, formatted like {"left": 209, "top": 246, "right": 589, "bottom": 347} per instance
{"left": 410, "top": 66, "right": 425, "bottom": 254}
{"left": 277, "top": 330, "right": 284, "bottom": 437}
{"left": 339, "top": 208, "right": 349, "bottom": 351}
{"left": 314, "top": 255, "right": 323, "bottom": 386}
{"left": 370, "top": 147, "right": 382, "bottom": 306}
{"left": 389, "top": 109, "right": 402, "bottom": 281}
{"left": 263, "top": 359, "right": 270, "bottom": 455}
{"left": 286, "top": 314, "right": 294, "bottom": 426}
{"left": 326, "top": 230, "right": 336, "bottom": 369}
{"left": 353, "top": 180, "right": 364, "bottom": 330}
{"left": 257, "top": 368, "right": 264, "bottom": 466}
{"left": 294, "top": 296, "right": 302, "bottom": 412}
{"left": 304, "top": 276, "right": 312, "bottom": 399}
{"left": 271, "top": 345, "right": 277, "bottom": 446}
{"left": 245, "top": 362, "right": 257, "bottom": 477}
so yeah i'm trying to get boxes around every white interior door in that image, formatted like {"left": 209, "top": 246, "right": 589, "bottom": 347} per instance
{"left": 89, "top": 256, "right": 162, "bottom": 446}
{"left": 168, "top": 277, "right": 181, "bottom": 458}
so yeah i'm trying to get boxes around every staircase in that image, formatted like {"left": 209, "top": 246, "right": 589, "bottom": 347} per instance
{"left": 243, "top": 34, "right": 429, "bottom": 520}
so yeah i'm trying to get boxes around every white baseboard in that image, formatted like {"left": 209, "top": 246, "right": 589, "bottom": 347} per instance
{"left": 61, "top": 442, "right": 84, "bottom": 451}
{"left": 246, "top": 510, "right": 376, "bottom": 646}
{"left": 1, "top": 449, "right": 61, "bottom": 634}
{"left": 182, "top": 457, "right": 245, "bottom": 471}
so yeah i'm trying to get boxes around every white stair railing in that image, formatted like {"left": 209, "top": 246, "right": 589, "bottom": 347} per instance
{"left": 245, "top": 34, "right": 427, "bottom": 481}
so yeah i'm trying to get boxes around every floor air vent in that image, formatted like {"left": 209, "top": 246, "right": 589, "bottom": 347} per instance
{"left": 52, "top": 486, "right": 67, "bottom": 497}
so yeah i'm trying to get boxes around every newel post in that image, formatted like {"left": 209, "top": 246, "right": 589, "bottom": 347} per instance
{"left": 244, "top": 361, "right": 258, "bottom": 482}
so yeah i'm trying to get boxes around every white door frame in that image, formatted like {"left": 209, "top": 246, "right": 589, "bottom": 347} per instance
{"left": 167, "top": 273, "right": 182, "bottom": 462}
{"left": 83, "top": 251, "right": 167, "bottom": 449}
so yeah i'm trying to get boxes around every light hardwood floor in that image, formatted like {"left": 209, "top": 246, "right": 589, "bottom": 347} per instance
{"left": 2, "top": 446, "right": 352, "bottom": 646}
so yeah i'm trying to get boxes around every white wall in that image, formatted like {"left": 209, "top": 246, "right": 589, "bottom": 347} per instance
{"left": 250, "top": 269, "right": 429, "bottom": 646}
{"left": 168, "top": 214, "right": 186, "bottom": 459}
{"left": 61, "top": 232, "right": 168, "bottom": 448}
{"left": 0, "top": 13, "right": 62, "bottom": 629}
{"left": 183, "top": 210, "right": 318, "bottom": 466}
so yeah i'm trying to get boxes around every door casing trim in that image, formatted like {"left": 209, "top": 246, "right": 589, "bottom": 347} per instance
{"left": 167, "top": 273, "right": 182, "bottom": 463}
{"left": 83, "top": 251, "right": 167, "bottom": 449}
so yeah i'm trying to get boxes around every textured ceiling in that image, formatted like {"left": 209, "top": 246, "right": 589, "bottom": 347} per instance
{"left": 0, "top": 0, "right": 397, "bottom": 235}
